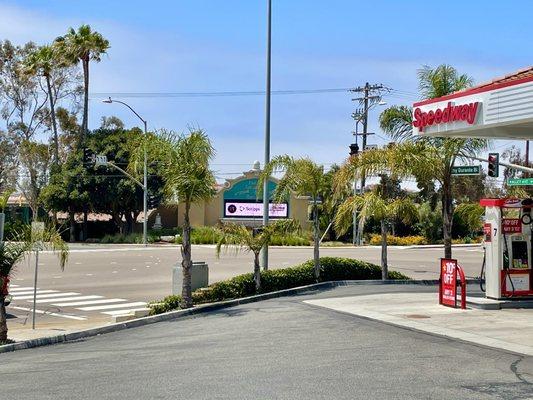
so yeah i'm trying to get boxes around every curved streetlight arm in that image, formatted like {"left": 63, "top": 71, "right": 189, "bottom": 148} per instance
{"left": 105, "top": 98, "right": 146, "bottom": 126}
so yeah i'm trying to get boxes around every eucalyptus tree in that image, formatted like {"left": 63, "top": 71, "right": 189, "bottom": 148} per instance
{"left": 130, "top": 129, "right": 215, "bottom": 308}
{"left": 334, "top": 176, "right": 417, "bottom": 280}
{"left": 259, "top": 156, "right": 328, "bottom": 280}
{"left": 339, "top": 65, "right": 487, "bottom": 259}
{"left": 23, "top": 44, "right": 82, "bottom": 163}
{"left": 216, "top": 220, "right": 299, "bottom": 291}
{"left": 0, "top": 40, "right": 47, "bottom": 141}
{"left": 55, "top": 25, "right": 109, "bottom": 142}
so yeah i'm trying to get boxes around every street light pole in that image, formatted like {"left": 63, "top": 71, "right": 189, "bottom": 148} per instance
{"left": 102, "top": 97, "right": 148, "bottom": 247}
{"left": 262, "top": 0, "right": 272, "bottom": 270}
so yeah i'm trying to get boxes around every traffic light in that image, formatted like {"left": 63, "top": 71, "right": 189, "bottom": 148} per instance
{"left": 147, "top": 193, "right": 160, "bottom": 209}
{"left": 349, "top": 143, "right": 359, "bottom": 156}
{"left": 83, "top": 148, "right": 95, "bottom": 165}
{"left": 488, "top": 152, "right": 499, "bottom": 177}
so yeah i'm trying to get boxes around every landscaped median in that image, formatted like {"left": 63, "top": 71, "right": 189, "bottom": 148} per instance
{"left": 150, "top": 257, "right": 410, "bottom": 314}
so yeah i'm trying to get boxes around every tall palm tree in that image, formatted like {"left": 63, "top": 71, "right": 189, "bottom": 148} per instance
{"left": 0, "top": 225, "right": 68, "bottom": 343}
{"left": 23, "top": 45, "right": 63, "bottom": 163}
{"left": 216, "top": 220, "right": 299, "bottom": 291}
{"left": 259, "top": 156, "right": 327, "bottom": 280}
{"left": 334, "top": 182, "right": 417, "bottom": 280}
{"left": 341, "top": 65, "right": 486, "bottom": 259}
{"left": 55, "top": 25, "right": 109, "bottom": 142}
{"left": 130, "top": 129, "right": 215, "bottom": 308}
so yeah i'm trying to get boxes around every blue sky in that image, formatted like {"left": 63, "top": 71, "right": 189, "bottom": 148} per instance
{"left": 1, "top": 0, "right": 531, "bottom": 180}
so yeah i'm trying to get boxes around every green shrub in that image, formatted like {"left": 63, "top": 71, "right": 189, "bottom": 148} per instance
{"left": 151, "top": 257, "right": 410, "bottom": 314}
{"left": 149, "top": 295, "right": 183, "bottom": 315}
{"left": 98, "top": 233, "right": 157, "bottom": 244}
{"left": 368, "top": 234, "right": 427, "bottom": 246}
{"left": 270, "top": 234, "right": 310, "bottom": 246}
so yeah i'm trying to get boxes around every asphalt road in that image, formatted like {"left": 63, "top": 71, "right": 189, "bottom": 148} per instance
{"left": 1, "top": 285, "right": 531, "bottom": 400}
{"left": 5, "top": 244, "right": 484, "bottom": 328}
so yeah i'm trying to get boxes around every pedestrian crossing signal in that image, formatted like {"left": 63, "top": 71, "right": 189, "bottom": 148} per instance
{"left": 488, "top": 153, "right": 499, "bottom": 178}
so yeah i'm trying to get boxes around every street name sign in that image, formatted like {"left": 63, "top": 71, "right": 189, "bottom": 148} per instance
{"left": 507, "top": 178, "right": 533, "bottom": 186}
{"left": 451, "top": 165, "right": 480, "bottom": 175}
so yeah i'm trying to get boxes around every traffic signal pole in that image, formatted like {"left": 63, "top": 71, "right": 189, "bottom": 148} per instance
{"left": 465, "top": 155, "right": 533, "bottom": 174}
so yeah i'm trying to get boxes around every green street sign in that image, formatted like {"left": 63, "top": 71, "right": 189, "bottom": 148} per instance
{"left": 507, "top": 178, "right": 533, "bottom": 186}
{"left": 451, "top": 165, "right": 481, "bottom": 176}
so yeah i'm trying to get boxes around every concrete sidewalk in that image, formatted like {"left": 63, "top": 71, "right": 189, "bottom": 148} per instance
{"left": 305, "top": 292, "right": 533, "bottom": 356}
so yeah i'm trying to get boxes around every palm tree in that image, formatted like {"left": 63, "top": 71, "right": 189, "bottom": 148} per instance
{"left": 23, "top": 45, "right": 63, "bottom": 163}
{"left": 55, "top": 25, "right": 109, "bottom": 142}
{"left": 334, "top": 181, "right": 418, "bottom": 280}
{"left": 130, "top": 129, "right": 215, "bottom": 308}
{"left": 259, "top": 156, "right": 327, "bottom": 280}
{"left": 0, "top": 225, "right": 68, "bottom": 343}
{"left": 216, "top": 220, "right": 299, "bottom": 291}
{"left": 341, "top": 65, "right": 486, "bottom": 259}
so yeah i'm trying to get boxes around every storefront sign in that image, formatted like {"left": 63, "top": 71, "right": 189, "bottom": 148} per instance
{"left": 413, "top": 101, "right": 480, "bottom": 132}
{"left": 502, "top": 218, "right": 522, "bottom": 234}
{"left": 224, "top": 201, "right": 288, "bottom": 218}
{"left": 440, "top": 258, "right": 458, "bottom": 307}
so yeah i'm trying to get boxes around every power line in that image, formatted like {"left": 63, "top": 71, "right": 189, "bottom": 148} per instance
{"left": 90, "top": 88, "right": 353, "bottom": 99}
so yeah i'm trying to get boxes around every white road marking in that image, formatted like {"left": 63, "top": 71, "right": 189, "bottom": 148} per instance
{"left": 53, "top": 298, "right": 126, "bottom": 307}
{"left": 33, "top": 295, "right": 101, "bottom": 304}
{"left": 77, "top": 302, "right": 146, "bottom": 311}
{"left": 9, "top": 306, "right": 87, "bottom": 321}
{"left": 102, "top": 308, "right": 150, "bottom": 316}
{"left": 12, "top": 290, "right": 58, "bottom": 297}
{"left": 14, "top": 292, "right": 79, "bottom": 300}
{"left": 9, "top": 287, "right": 38, "bottom": 292}
{"left": 10, "top": 284, "right": 19, "bottom": 287}
{"left": 85, "top": 274, "right": 93, "bottom": 276}
{"left": 112, "top": 271, "right": 118, "bottom": 274}
{"left": 131, "top": 268, "right": 136, "bottom": 271}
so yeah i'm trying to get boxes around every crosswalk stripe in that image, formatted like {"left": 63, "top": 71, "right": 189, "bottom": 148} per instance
{"left": 9, "top": 306, "right": 87, "bottom": 321}
{"left": 9, "top": 287, "right": 36, "bottom": 292}
{"left": 102, "top": 308, "right": 150, "bottom": 316}
{"left": 77, "top": 302, "right": 146, "bottom": 311}
{"left": 12, "top": 290, "right": 59, "bottom": 298}
{"left": 10, "top": 284, "right": 19, "bottom": 287}
{"left": 52, "top": 298, "right": 126, "bottom": 307}
{"left": 11, "top": 289, "right": 54, "bottom": 295}
{"left": 13, "top": 292, "right": 79, "bottom": 300}
{"left": 33, "top": 295, "right": 102, "bottom": 304}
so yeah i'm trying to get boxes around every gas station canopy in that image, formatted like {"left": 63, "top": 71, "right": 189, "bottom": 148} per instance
{"left": 413, "top": 67, "right": 533, "bottom": 140}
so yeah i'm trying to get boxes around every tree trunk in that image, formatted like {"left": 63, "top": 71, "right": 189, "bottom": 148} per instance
{"left": 253, "top": 252, "right": 261, "bottom": 292}
{"left": 381, "top": 220, "right": 388, "bottom": 280}
{"left": 181, "top": 201, "right": 193, "bottom": 308}
{"left": 46, "top": 74, "right": 59, "bottom": 163}
{"left": 69, "top": 209, "right": 76, "bottom": 243}
{"left": 313, "top": 200, "right": 320, "bottom": 281}
{"left": 442, "top": 177, "right": 453, "bottom": 259}
{"left": 82, "top": 209, "right": 88, "bottom": 241}
{"left": 81, "top": 58, "right": 89, "bottom": 143}
{"left": 0, "top": 295, "right": 7, "bottom": 342}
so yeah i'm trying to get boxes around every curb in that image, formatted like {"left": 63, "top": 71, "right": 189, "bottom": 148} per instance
{"left": 0, "top": 279, "right": 472, "bottom": 354}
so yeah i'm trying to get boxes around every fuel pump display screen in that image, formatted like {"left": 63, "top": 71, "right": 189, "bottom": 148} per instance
{"left": 511, "top": 241, "right": 529, "bottom": 269}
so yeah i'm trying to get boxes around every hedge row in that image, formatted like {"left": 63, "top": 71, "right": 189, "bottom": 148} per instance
{"left": 150, "top": 257, "right": 409, "bottom": 314}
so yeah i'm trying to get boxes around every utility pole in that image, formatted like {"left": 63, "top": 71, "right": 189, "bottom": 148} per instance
{"left": 262, "top": 0, "right": 272, "bottom": 270}
{"left": 349, "top": 83, "right": 389, "bottom": 245}
{"left": 350, "top": 83, "right": 389, "bottom": 190}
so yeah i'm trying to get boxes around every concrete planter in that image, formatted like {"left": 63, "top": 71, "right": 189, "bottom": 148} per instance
{"left": 172, "top": 262, "right": 209, "bottom": 295}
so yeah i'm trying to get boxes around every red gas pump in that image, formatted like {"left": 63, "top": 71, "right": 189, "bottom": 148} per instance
{"left": 480, "top": 198, "right": 533, "bottom": 299}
